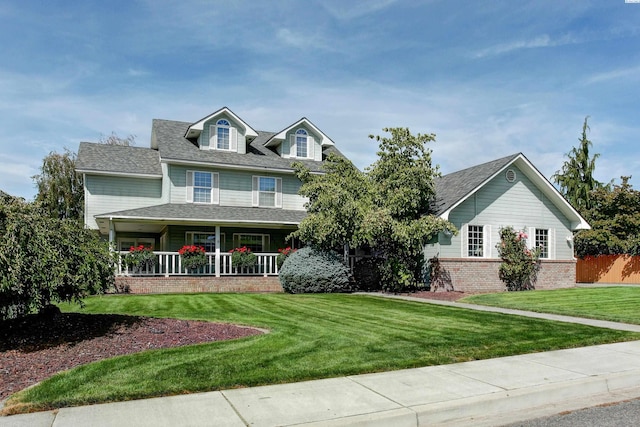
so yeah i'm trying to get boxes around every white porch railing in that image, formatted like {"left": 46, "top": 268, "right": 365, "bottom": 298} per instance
{"left": 117, "top": 252, "right": 280, "bottom": 277}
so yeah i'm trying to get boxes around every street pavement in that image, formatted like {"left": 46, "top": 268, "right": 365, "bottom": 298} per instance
{"left": 3, "top": 294, "right": 640, "bottom": 426}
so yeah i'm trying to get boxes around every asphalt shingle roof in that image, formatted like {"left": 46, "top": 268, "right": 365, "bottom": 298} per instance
{"left": 152, "top": 119, "right": 345, "bottom": 173}
{"left": 432, "top": 153, "right": 521, "bottom": 215}
{"left": 76, "top": 142, "right": 162, "bottom": 176}
{"left": 96, "top": 203, "right": 306, "bottom": 225}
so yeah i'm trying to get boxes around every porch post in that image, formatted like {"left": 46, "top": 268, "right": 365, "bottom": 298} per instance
{"left": 108, "top": 218, "right": 115, "bottom": 247}
{"left": 215, "top": 225, "right": 221, "bottom": 278}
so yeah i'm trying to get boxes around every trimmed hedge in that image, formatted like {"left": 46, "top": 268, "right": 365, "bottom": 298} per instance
{"left": 279, "top": 247, "right": 353, "bottom": 293}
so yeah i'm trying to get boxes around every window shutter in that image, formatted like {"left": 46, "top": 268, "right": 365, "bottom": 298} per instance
{"left": 461, "top": 224, "right": 468, "bottom": 257}
{"left": 230, "top": 127, "right": 238, "bottom": 152}
{"left": 289, "top": 135, "right": 297, "bottom": 158}
{"left": 275, "top": 178, "right": 282, "bottom": 208}
{"left": 252, "top": 176, "right": 259, "bottom": 206}
{"left": 212, "top": 173, "right": 220, "bottom": 204}
{"left": 528, "top": 227, "right": 535, "bottom": 250}
{"left": 550, "top": 228, "right": 556, "bottom": 260}
{"left": 186, "top": 171, "right": 194, "bottom": 203}
{"left": 307, "top": 136, "right": 315, "bottom": 159}
{"left": 483, "top": 225, "right": 492, "bottom": 258}
{"left": 209, "top": 125, "right": 217, "bottom": 149}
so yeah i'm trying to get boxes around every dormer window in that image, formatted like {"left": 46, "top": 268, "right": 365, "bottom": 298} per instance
{"left": 289, "top": 128, "right": 314, "bottom": 159}
{"left": 295, "top": 129, "right": 308, "bottom": 158}
{"left": 209, "top": 119, "right": 237, "bottom": 151}
{"left": 216, "top": 119, "right": 230, "bottom": 150}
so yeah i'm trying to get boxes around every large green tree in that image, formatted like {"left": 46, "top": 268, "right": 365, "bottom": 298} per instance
{"left": 553, "top": 116, "right": 604, "bottom": 215}
{"left": 574, "top": 176, "right": 640, "bottom": 257}
{"left": 0, "top": 195, "right": 115, "bottom": 320}
{"left": 292, "top": 128, "right": 456, "bottom": 292}
{"left": 32, "top": 149, "right": 84, "bottom": 221}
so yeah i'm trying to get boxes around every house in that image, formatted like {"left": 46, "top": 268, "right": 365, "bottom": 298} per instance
{"left": 425, "top": 153, "right": 590, "bottom": 293}
{"left": 76, "top": 107, "right": 344, "bottom": 292}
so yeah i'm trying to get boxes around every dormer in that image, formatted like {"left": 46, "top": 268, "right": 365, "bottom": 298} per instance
{"left": 263, "top": 118, "right": 335, "bottom": 162}
{"left": 184, "top": 107, "right": 258, "bottom": 154}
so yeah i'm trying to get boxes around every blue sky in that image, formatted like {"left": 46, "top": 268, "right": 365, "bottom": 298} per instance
{"left": 1, "top": 0, "right": 639, "bottom": 200}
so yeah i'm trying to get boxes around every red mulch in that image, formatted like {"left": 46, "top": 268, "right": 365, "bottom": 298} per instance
{"left": 0, "top": 313, "right": 264, "bottom": 401}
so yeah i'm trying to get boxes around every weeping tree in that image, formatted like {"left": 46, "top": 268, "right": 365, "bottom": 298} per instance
{"left": 552, "top": 117, "right": 604, "bottom": 215}
{"left": 32, "top": 149, "right": 84, "bottom": 221}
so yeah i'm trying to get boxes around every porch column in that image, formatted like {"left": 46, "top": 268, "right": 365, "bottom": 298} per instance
{"left": 215, "top": 225, "right": 221, "bottom": 278}
{"left": 108, "top": 218, "right": 115, "bottom": 248}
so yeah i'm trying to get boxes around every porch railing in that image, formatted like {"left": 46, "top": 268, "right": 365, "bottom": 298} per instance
{"left": 117, "top": 251, "right": 280, "bottom": 277}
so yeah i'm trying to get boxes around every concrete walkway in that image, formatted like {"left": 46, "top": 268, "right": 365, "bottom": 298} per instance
{"left": 3, "top": 296, "right": 640, "bottom": 427}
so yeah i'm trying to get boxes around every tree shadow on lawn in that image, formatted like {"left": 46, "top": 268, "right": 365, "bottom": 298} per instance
{"left": 0, "top": 312, "right": 145, "bottom": 353}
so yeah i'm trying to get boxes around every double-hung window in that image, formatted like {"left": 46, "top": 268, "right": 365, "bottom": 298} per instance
{"left": 209, "top": 119, "right": 237, "bottom": 151}
{"left": 185, "top": 232, "right": 224, "bottom": 252}
{"left": 289, "top": 128, "right": 314, "bottom": 159}
{"left": 233, "top": 233, "right": 270, "bottom": 252}
{"left": 216, "top": 119, "right": 230, "bottom": 150}
{"left": 186, "top": 171, "right": 219, "bottom": 204}
{"left": 252, "top": 176, "right": 282, "bottom": 208}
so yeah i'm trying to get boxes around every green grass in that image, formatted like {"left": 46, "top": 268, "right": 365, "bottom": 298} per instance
{"left": 7, "top": 292, "right": 640, "bottom": 412}
{"left": 462, "top": 287, "right": 640, "bottom": 324}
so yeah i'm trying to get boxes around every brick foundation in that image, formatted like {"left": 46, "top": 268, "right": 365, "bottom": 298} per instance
{"left": 114, "top": 276, "right": 283, "bottom": 294}
{"left": 433, "top": 258, "right": 577, "bottom": 293}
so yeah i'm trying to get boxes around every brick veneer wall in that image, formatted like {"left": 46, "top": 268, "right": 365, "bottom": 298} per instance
{"left": 115, "top": 276, "right": 283, "bottom": 294}
{"left": 434, "top": 258, "right": 577, "bottom": 293}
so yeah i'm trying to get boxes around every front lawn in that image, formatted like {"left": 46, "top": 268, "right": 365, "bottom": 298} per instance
{"left": 6, "top": 293, "right": 640, "bottom": 413}
{"left": 462, "top": 287, "right": 640, "bottom": 324}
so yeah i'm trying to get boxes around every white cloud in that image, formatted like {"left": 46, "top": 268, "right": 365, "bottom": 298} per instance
{"left": 473, "top": 33, "right": 577, "bottom": 58}
{"left": 318, "top": 0, "right": 399, "bottom": 20}
{"left": 583, "top": 64, "right": 640, "bottom": 84}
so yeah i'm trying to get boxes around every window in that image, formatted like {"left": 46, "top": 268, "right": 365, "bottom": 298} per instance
{"left": 117, "top": 238, "right": 154, "bottom": 251}
{"left": 288, "top": 128, "right": 314, "bottom": 159}
{"left": 535, "top": 228, "right": 549, "bottom": 258}
{"left": 209, "top": 119, "right": 237, "bottom": 151}
{"left": 467, "top": 225, "right": 484, "bottom": 257}
{"left": 186, "top": 171, "right": 219, "bottom": 204}
{"left": 295, "top": 129, "right": 308, "bottom": 158}
{"left": 186, "top": 232, "right": 224, "bottom": 252}
{"left": 216, "top": 119, "right": 230, "bottom": 150}
{"left": 233, "top": 234, "right": 270, "bottom": 252}
{"left": 252, "top": 176, "right": 282, "bottom": 208}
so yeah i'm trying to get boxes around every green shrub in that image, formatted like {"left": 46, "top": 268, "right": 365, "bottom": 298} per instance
{"left": 496, "top": 226, "right": 541, "bottom": 291}
{"left": 279, "top": 247, "right": 353, "bottom": 293}
{"left": 352, "top": 257, "right": 382, "bottom": 291}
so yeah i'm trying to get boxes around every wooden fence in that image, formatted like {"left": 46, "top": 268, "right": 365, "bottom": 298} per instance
{"left": 576, "top": 255, "right": 640, "bottom": 284}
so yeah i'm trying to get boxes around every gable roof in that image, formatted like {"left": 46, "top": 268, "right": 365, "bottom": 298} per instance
{"left": 263, "top": 117, "right": 335, "bottom": 148}
{"left": 183, "top": 106, "right": 258, "bottom": 141}
{"left": 433, "top": 153, "right": 590, "bottom": 231}
{"left": 76, "top": 142, "right": 162, "bottom": 177}
{"left": 152, "top": 119, "right": 345, "bottom": 173}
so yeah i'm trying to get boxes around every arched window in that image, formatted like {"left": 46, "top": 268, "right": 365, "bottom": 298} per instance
{"left": 216, "top": 119, "right": 230, "bottom": 150}
{"left": 295, "top": 129, "right": 308, "bottom": 158}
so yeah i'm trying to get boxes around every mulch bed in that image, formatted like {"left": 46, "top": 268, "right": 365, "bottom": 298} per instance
{"left": 0, "top": 313, "right": 264, "bottom": 401}
{"left": 400, "top": 291, "right": 468, "bottom": 302}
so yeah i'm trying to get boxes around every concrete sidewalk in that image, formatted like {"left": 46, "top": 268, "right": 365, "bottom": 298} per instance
{"left": 3, "top": 298, "right": 640, "bottom": 426}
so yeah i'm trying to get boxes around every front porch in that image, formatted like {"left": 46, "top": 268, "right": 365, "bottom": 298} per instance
{"left": 117, "top": 251, "right": 281, "bottom": 277}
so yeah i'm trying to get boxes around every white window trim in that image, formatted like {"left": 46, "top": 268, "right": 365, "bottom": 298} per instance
{"left": 529, "top": 227, "right": 555, "bottom": 260}
{"left": 186, "top": 170, "right": 219, "bottom": 204}
{"left": 462, "top": 224, "right": 491, "bottom": 258}
{"left": 209, "top": 121, "right": 238, "bottom": 152}
{"left": 185, "top": 231, "right": 225, "bottom": 252}
{"left": 117, "top": 237, "right": 155, "bottom": 251}
{"left": 287, "top": 129, "right": 315, "bottom": 159}
{"left": 232, "top": 233, "right": 270, "bottom": 252}
{"left": 252, "top": 175, "right": 282, "bottom": 208}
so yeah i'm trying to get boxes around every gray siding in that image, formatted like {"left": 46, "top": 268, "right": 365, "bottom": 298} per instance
{"left": 197, "top": 113, "right": 247, "bottom": 154}
{"left": 427, "top": 165, "right": 574, "bottom": 261}
{"left": 165, "top": 225, "right": 294, "bottom": 252}
{"left": 84, "top": 175, "right": 163, "bottom": 229}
